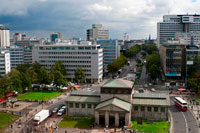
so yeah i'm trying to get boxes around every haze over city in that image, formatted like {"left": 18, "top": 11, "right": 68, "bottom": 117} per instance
{"left": 0, "top": 0, "right": 200, "bottom": 39}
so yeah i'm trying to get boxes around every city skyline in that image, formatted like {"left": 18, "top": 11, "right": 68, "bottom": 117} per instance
{"left": 0, "top": 0, "right": 199, "bottom": 40}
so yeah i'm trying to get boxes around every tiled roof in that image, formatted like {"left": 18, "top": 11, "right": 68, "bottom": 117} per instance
{"left": 102, "top": 79, "right": 133, "bottom": 89}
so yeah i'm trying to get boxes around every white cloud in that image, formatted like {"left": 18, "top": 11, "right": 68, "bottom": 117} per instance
{"left": 1, "top": 0, "right": 200, "bottom": 39}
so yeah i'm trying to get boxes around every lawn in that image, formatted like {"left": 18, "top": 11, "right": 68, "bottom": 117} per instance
{"left": 17, "top": 91, "right": 62, "bottom": 101}
{"left": 0, "top": 113, "right": 18, "bottom": 133}
{"left": 130, "top": 121, "right": 169, "bottom": 133}
{"left": 58, "top": 116, "right": 94, "bottom": 129}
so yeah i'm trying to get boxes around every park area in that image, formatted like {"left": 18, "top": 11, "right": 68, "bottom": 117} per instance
{"left": 58, "top": 116, "right": 94, "bottom": 129}
{"left": 17, "top": 91, "right": 62, "bottom": 101}
{"left": 130, "top": 121, "right": 169, "bottom": 133}
{"left": 0, "top": 113, "right": 18, "bottom": 132}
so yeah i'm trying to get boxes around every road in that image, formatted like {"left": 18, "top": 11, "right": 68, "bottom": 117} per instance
{"left": 119, "top": 58, "right": 136, "bottom": 78}
{"left": 170, "top": 97, "right": 198, "bottom": 133}
{"left": 139, "top": 66, "right": 149, "bottom": 87}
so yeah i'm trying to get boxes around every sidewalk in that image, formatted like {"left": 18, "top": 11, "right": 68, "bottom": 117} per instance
{"left": 3, "top": 93, "right": 67, "bottom": 133}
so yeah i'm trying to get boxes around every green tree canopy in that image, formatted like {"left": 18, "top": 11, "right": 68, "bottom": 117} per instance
{"left": 146, "top": 44, "right": 158, "bottom": 54}
{"left": 107, "top": 59, "right": 121, "bottom": 74}
{"left": 53, "top": 70, "right": 66, "bottom": 87}
{"left": 75, "top": 67, "right": 86, "bottom": 83}
{"left": 8, "top": 69, "right": 22, "bottom": 93}
{"left": 126, "top": 44, "right": 141, "bottom": 57}
{"left": 38, "top": 67, "right": 50, "bottom": 85}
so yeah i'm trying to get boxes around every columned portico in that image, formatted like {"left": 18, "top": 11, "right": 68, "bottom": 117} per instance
{"left": 105, "top": 111, "right": 109, "bottom": 126}
{"left": 115, "top": 113, "right": 119, "bottom": 127}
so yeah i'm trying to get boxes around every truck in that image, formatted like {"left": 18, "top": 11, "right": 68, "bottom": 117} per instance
{"left": 33, "top": 109, "right": 50, "bottom": 125}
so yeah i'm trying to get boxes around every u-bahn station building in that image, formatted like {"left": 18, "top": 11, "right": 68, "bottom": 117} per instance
{"left": 65, "top": 79, "right": 170, "bottom": 127}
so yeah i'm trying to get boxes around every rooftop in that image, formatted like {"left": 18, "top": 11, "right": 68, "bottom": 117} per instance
{"left": 96, "top": 98, "right": 131, "bottom": 111}
{"left": 102, "top": 79, "right": 133, "bottom": 89}
{"left": 133, "top": 93, "right": 168, "bottom": 99}
{"left": 70, "top": 90, "right": 100, "bottom": 97}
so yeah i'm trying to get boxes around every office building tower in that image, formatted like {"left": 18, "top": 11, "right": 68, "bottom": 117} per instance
{"left": 50, "top": 32, "right": 62, "bottom": 43}
{"left": 13, "top": 33, "right": 22, "bottom": 42}
{"left": 157, "top": 14, "right": 200, "bottom": 48}
{"left": 96, "top": 40, "right": 120, "bottom": 66}
{"left": 160, "top": 44, "right": 186, "bottom": 83}
{"left": 0, "top": 50, "right": 10, "bottom": 76}
{"left": 0, "top": 24, "right": 10, "bottom": 47}
{"left": 32, "top": 43, "right": 103, "bottom": 83}
{"left": 9, "top": 46, "right": 24, "bottom": 69}
{"left": 87, "top": 24, "right": 109, "bottom": 41}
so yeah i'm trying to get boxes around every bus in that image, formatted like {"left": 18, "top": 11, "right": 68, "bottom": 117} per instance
{"left": 174, "top": 97, "right": 188, "bottom": 111}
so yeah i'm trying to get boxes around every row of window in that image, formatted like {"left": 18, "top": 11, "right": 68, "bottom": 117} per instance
{"left": 39, "top": 46, "right": 97, "bottom": 50}
{"left": 134, "top": 106, "right": 165, "bottom": 112}
{"left": 39, "top": 52, "right": 93, "bottom": 55}
{"left": 39, "top": 60, "right": 91, "bottom": 64}
{"left": 69, "top": 103, "right": 96, "bottom": 109}
{"left": 39, "top": 56, "right": 91, "bottom": 59}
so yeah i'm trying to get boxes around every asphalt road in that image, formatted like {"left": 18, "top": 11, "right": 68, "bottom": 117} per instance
{"left": 170, "top": 97, "right": 198, "bottom": 133}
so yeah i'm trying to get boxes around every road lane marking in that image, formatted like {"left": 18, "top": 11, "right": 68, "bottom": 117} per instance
{"left": 181, "top": 111, "right": 188, "bottom": 133}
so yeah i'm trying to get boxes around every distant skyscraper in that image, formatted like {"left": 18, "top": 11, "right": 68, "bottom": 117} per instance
{"left": 0, "top": 24, "right": 10, "bottom": 47}
{"left": 50, "top": 32, "right": 62, "bottom": 43}
{"left": 157, "top": 14, "right": 200, "bottom": 48}
{"left": 87, "top": 24, "right": 109, "bottom": 41}
{"left": 13, "top": 33, "right": 22, "bottom": 42}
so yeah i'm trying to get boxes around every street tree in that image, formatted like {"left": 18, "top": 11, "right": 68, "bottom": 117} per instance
{"left": 38, "top": 67, "right": 50, "bottom": 85}
{"left": 8, "top": 69, "right": 23, "bottom": 93}
{"left": 53, "top": 70, "right": 67, "bottom": 88}
{"left": 146, "top": 44, "right": 157, "bottom": 54}
{"left": 0, "top": 75, "right": 12, "bottom": 97}
{"left": 148, "top": 64, "right": 160, "bottom": 80}
{"left": 75, "top": 67, "right": 86, "bottom": 83}
{"left": 107, "top": 59, "right": 120, "bottom": 74}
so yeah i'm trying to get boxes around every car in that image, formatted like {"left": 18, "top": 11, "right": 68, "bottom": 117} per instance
{"left": 148, "top": 83, "right": 152, "bottom": 86}
{"left": 138, "top": 88, "right": 144, "bottom": 93}
{"left": 61, "top": 105, "right": 66, "bottom": 109}
{"left": 57, "top": 109, "right": 65, "bottom": 116}
{"left": 144, "top": 84, "right": 148, "bottom": 88}
{"left": 151, "top": 88, "right": 156, "bottom": 92}
{"left": 52, "top": 108, "right": 59, "bottom": 113}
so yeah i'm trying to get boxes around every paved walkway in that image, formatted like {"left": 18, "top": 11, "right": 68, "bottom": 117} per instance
{"left": 3, "top": 94, "right": 68, "bottom": 133}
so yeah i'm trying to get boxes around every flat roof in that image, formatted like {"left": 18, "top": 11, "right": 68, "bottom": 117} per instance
{"left": 70, "top": 90, "right": 100, "bottom": 97}
{"left": 66, "top": 95, "right": 100, "bottom": 103}
{"left": 133, "top": 93, "right": 168, "bottom": 99}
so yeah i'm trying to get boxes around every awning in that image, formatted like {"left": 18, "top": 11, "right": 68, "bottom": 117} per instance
{"left": 73, "top": 85, "right": 80, "bottom": 88}
{"left": 178, "top": 88, "right": 186, "bottom": 91}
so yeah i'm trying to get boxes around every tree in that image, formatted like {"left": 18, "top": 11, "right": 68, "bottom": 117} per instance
{"left": 8, "top": 69, "right": 23, "bottom": 93}
{"left": 116, "top": 54, "right": 128, "bottom": 67}
{"left": 50, "top": 61, "right": 66, "bottom": 75}
{"left": 19, "top": 73, "right": 32, "bottom": 91}
{"left": 107, "top": 59, "right": 120, "bottom": 74}
{"left": 126, "top": 44, "right": 141, "bottom": 57}
{"left": 38, "top": 67, "right": 50, "bottom": 85}
{"left": 146, "top": 44, "right": 157, "bottom": 54}
{"left": 32, "top": 61, "right": 41, "bottom": 74}
{"left": 75, "top": 67, "right": 86, "bottom": 83}
{"left": 148, "top": 64, "right": 160, "bottom": 80}
{"left": 187, "top": 78, "right": 199, "bottom": 92}
{"left": 0, "top": 75, "right": 12, "bottom": 97}
{"left": 16, "top": 63, "right": 31, "bottom": 73}
{"left": 53, "top": 71, "right": 66, "bottom": 87}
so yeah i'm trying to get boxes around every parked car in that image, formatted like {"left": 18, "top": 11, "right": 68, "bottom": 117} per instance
{"left": 144, "top": 84, "right": 148, "bottom": 88}
{"left": 57, "top": 109, "right": 66, "bottom": 116}
{"left": 61, "top": 105, "right": 66, "bottom": 109}
{"left": 52, "top": 108, "right": 59, "bottom": 113}
{"left": 151, "top": 88, "right": 156, "bottom": 92}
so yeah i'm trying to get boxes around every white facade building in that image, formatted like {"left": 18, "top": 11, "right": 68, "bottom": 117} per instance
{"left": 0, "top": 24, "right": 10, "bottom": 47}
{"left": 9, "top": 46, "right": 24, "bottom": 69}
{"left": 0, "top": 50, "right": 10, "bottom": 76}
{"left": 32, "top": 43, "right": 103, "bottom": 83}
{"left": 175, "top": 31, "right": 200, "bottom": 46}
{"left": 157, "top": 14, "right": 200, "bottom": 48}
{"left": 87, "top": 24, "right": 109, "bottom": 41}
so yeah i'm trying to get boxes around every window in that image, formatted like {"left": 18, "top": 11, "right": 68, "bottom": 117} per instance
{"left": 88, "top": 104, "right": 91, "bottom": 108}
{"left": 147, "top": 107, "right": 151, "bottom": 112}
{"left": 154, "top": 107, "right": 158, "bottom": 112}
{"left": 82, "top": 104, "right": 85, "bottom": 108}
{"left": 161, "top": 107, "right": 165, "bottom": 112}
{"left": 75, "top": 103, "right": 79, "bottom": 108}
{"left": 141, "top": 106, "right": 145, "bottom": 111}
{"left": 69, "top": 103, "right": 73, "bottom": 108}
{"left": 134, "top": 106, "right": 138, "bottom": 111}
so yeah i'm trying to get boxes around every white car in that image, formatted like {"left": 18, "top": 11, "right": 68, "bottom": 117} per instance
{"left": 57, "top": 109, "right": 65, "bottom": 116}
{"left": 61, "top": 105, "right": 66, "bottom": 109}
{"left": 144, "top": 84, "right": 148, "bottom": 88}
{"left": 151, "top": 88, "right": 156, "bottom": 92}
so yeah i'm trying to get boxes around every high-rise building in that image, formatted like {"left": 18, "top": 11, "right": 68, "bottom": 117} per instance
{"left": 0, "top": 24, "right": 10, "bottom": 47}
{"left": 0, "top": 50, "right": 10, "bottom": 76}
{"left": 13, "top": 33, "right": 22, "bottom": 42}
{"left": 9, "top": 46, "right": 24, "bottom": 69}
{"left": 87, "top": 24, "right": 109, "bottom": 41}
{"left": 157, "top": 14, "right": 200, "bottom": 48}
{"left": 50, "top": 32, "right": 62, "bottom": 43}
{"left": 96, "top": 40, "right": 120, "bottom": 66}
{"left": 32, "top": 43, "right": 103, "bottom": 83}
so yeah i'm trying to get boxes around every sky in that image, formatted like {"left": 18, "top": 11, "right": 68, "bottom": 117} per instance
{"left": 0, "top": 0, "right": 199, "bottom": 40}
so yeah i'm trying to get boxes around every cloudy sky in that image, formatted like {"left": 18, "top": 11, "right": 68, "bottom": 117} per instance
{"left": 0, "top": 0, "right": 199, "bottom": 40}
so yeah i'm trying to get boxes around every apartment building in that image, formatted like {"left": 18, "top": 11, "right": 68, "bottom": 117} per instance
{"left": 32, "top": 43, "right": 103, "bottom": 83}
{"left": 0, "top": 24, "right": 10, "bottom": 47}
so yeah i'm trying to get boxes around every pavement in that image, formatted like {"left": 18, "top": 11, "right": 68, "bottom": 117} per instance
{"left": 3, "top": 93, "right": 68, "bottom": 133}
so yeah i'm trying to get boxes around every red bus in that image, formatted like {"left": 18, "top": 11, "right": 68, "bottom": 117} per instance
{"left": 174, "top": 97, "right": 188, "bottom": 111}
